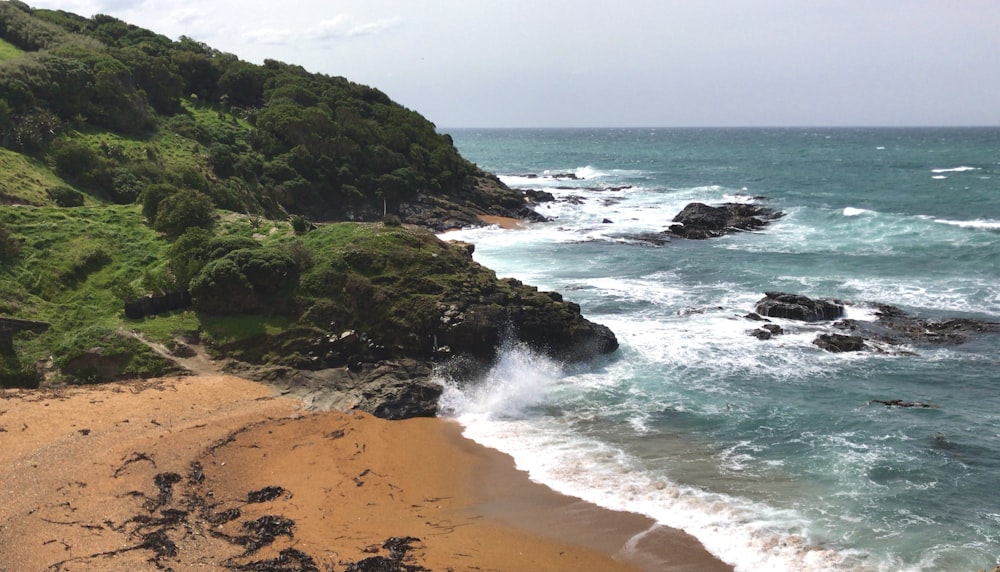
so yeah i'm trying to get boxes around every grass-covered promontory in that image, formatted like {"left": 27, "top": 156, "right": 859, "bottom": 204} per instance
{"left": 0, "top": 2, "right": 614, "bottom": 388}
{"left": 0, "top": 206, "right": 616, "bottom": 386}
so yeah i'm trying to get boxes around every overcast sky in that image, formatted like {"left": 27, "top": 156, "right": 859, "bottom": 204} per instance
{"left": 24, "top": 0, "right": 1000, "bottom": 127}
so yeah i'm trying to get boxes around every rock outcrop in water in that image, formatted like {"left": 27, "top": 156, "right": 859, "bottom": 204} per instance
{"left": 813, "top": 333, "right": 866, "bottom": 353}
{"left": 754, "top": 292, "right": 846, "bottom": 322}
{"left": 668, "top": 202, "right": 784, "bottom": 239}
{"left": 745, "top": 292, "right": 1000, "bottom": 354}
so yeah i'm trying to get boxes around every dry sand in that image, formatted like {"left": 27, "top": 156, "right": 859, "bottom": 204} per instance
{"left": 0, "top": 374, "right": 732, "bottom": 571}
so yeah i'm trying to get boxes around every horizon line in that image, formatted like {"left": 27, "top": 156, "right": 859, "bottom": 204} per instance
{"left": 440, "top": 125, "right": 1000, "bottom": 130}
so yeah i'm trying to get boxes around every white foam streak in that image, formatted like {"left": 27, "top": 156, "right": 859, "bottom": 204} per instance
{"left": 934, "top": 218, "right": 1000, "bottom": 230}
{"left": 931, "top": 166, "right": 979, "bottom": 173}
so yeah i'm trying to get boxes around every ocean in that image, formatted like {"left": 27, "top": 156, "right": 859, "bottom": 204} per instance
{"left": 436, "top": 128, "right": 1000, "bottom": 571}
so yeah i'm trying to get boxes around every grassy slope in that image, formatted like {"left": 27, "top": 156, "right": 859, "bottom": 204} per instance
{"left": 0, "top": 196, "right": 481, "bottom": 383}
{"left": 0, "top": 94, "right": 292, "bottom": 384}
{"left": 0, "top": 148, "right": 72, "bottom": 205}
{"left": 0, "top": 37, "right": 20, "bottom": 61}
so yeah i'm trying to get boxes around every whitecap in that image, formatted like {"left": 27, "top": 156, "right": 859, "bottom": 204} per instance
{"left": 843, "top": 207, "right": 876, "bottom": 217}
{"left": 934, "top": 218, "right": 1000, "bottom": 231}
{"left": 931, "top": 166, "right": 979, "bottom": 173}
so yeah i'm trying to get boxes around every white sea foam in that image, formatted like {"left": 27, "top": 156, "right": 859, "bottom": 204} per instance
{"left": 931, "top": 166, "right": 979, "bottom": 173}
{"left": 841, "top": 277, "right": 1000, "bottom": 316}
{"left": 438, "top": 345, "right": 871, "bottom": 572}
{"left": 934, "top": 218, "right": 1000, "bottom": 230}
{"left": 843, "top": 207, "right": 876, "bottom": 217}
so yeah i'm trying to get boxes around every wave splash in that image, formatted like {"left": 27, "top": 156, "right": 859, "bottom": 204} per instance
{"left": 437, "top": 340, "right": 564, "bottom": 419}
{"left": 436, "top": 343, "right": 871, "bottom": 572}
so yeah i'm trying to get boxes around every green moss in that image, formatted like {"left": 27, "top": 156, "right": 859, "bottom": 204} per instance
{"left": 199, "top": 314, "right": 295, "bottom": 345}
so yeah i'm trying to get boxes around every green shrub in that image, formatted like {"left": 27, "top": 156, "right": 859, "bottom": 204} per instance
{"left": 290, "top": 214, "right": 310, "bottom": 234}
{"left": 152, "top": 188, "right": 214, "bottom": 236}
{"left": 189, "top": 247, "right": 299, "bottom": 314}
{"left": 189, "top": 256, "right": 258, "bottom": 313}
{"left": 52, "top": 139, "right": 101, "bottom": 181}
{"left": 204, "top": 235, "right": 259, "bottom": 260}
{"left": 166, "top": 226, "right": 214, "bottom": 286}
{"left": 110, "top": 168, "right": 143, "bottom": 203}
{"left": 140, "top": 182, "right": 178, "bottom": 223}
{"left": 46, "top": 185, "right": 85, "bottom": 207}
{"left": 0, "top": 223, "right": 21, "bottom": 259}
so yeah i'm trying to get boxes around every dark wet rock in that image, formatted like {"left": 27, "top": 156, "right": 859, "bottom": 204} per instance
{"left": 602, "top": 218, "right": 614, "bottom": 224}
{"left": 747, "top": 323, "right": 784, "bottom": 340}
{"left": 754, "top": 292, "right": 845, "bottom": 322}
{"left": 832, "top": 303, "right": 1000, "bottom": 348}
{"left": 616, "top": 232, "right": 672, "bottom": 246}
{"left": 524, "top": 189, "right": 555, "bottom": 203}
{"left": 667, "top": 202, "right": 784, "bottom": 239}
{"left": 231, "top": 359, "right": 442, "bottom": 420}
{"left": 814, "top": 333, "right": 866, "bottom": 353}
{"left": 397, "top": 173, "right": 549, "bottom": 231}
{"left": 867, "top": 399, "right": 939, "bottom": 409}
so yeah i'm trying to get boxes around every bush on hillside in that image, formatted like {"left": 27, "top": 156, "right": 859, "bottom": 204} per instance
{"left": 189, "top": 256, "right": 258, "bottom": 313}
{"left": 140, "top": 182, "right": 179, "bottom": 223}
{"left": 152, "top": 187, "right": 214, "bottom": 236}
{"left": 46, "top": 185, "right": 85, "bottom": 207}
{"left": 0, "top": 223, "right": 20, "bottom": 259}
{"left": 189, "top": 247, "right": 299, "bottom": 314}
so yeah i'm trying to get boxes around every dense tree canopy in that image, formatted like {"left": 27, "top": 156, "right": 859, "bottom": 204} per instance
{"left": 0, "top": 1, "right": 477, "bottom": 221}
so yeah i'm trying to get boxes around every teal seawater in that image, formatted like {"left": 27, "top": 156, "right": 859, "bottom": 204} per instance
{"left": 438, "top": 128, "right": 1000, "bottom": 571}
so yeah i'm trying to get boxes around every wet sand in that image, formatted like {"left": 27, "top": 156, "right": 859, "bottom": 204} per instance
{"left": 0, "top": 374, "right": 731, "bottom": 571}
{"left": 477, "top": 214, "right": 531, "bottom": 229}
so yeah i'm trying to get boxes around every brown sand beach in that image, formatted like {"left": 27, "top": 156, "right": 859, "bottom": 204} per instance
{"left": 0, "top": 374, "right": 732, "bottom": 571}
{"left": 476, "top": 215, "right": 531, "bottom": 230}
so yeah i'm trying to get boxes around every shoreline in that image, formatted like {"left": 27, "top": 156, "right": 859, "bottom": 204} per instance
{"left": 442, "top": 419, "right": 734, "bottom": 571}
{"left": 0, "top": 374, "right": 731, "bottom": 571}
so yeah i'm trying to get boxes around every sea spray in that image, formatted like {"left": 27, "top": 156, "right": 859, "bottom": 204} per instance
{"left": 437, "top": 343, "right": 871, "bottom": 571}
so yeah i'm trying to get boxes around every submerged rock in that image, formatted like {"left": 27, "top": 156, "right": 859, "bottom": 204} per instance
{"left": 667, "top": 202, "right": 783, "bottom": 239}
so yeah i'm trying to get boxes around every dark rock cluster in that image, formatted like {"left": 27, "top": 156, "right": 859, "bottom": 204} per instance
{"left": 744, "top": 292, "right": 1000, "bottom": 354}
{"left": 667, "top": 202, "right": 784, "bottom": 239}
{"left": 754, "top": 292, "right": 845, "bottom": 322}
